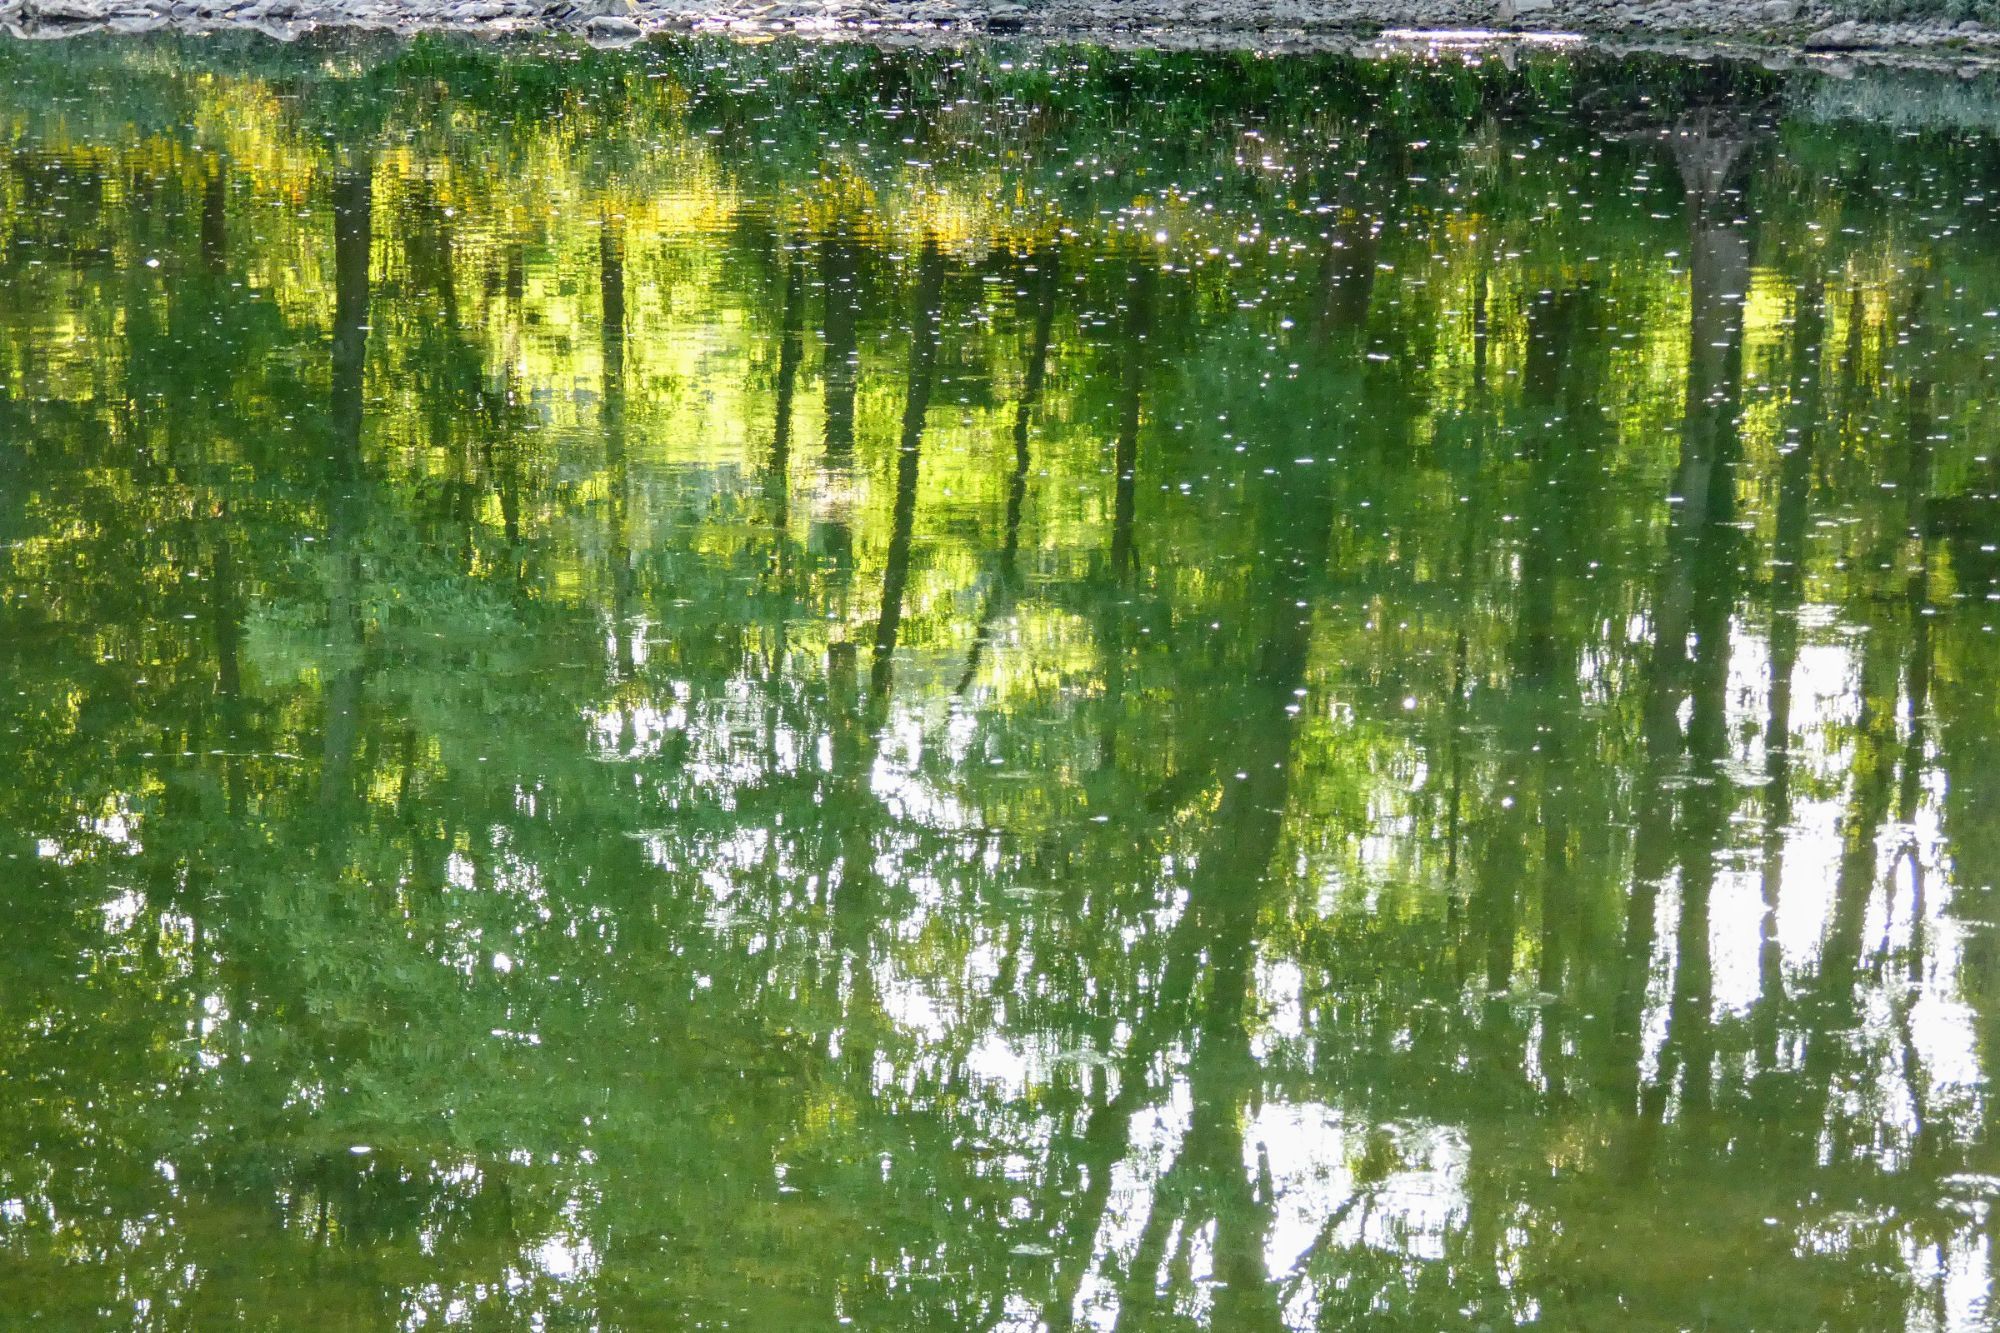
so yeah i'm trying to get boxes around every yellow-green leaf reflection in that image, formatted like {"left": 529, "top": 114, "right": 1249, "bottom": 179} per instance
{"left": 0, "top": 30, "right": 1996, "bottom": 1332}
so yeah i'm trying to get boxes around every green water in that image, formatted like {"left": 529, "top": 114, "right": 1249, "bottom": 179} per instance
{"left": 0, "top": 31, "right": 1997, "bottom": 1330}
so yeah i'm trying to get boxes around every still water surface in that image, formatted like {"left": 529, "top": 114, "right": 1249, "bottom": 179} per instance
{"left": 1, "top": 31, "right": 1997, "bottom": 1330}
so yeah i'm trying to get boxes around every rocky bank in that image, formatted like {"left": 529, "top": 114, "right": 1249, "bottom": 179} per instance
{"left": 5, "top": 0, "right": 2000, "bottom": 63}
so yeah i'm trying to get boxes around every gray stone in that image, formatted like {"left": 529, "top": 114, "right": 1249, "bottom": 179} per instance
{"left": 1760, "top": 0, "right": 1794, "bottom": 21}
{"left": 584, "top": 9, "right": 637, "bottom": 29}
{"left": 23, "top": 0, "right": 115, "bottom": 19}
{"left": 1805, "top": 19, "right": 1864, "bottom": 47}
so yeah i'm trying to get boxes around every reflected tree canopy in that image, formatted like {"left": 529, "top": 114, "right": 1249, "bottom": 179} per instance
{"left": 0, "top": 31, "right": 1996, "bottom": 1331}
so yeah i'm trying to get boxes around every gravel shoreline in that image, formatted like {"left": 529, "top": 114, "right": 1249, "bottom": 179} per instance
{"left": 6, "top": 0, "right": 2000, "bottom": 61}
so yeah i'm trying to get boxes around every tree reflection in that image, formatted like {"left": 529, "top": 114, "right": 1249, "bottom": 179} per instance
{"left": 0, "top": 32, "right": 1993, "bottom": 1332}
